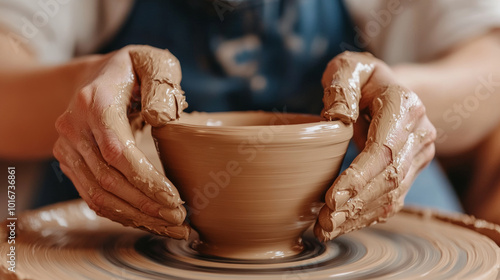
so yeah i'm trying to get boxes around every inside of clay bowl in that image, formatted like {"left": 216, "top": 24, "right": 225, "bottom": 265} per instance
{"left": 152, "top": 111, "right": 353, "bottom": 259}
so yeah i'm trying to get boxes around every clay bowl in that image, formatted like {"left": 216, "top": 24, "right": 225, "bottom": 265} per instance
{"left": 152, "top": 111, "right": 352, "bottom": 259}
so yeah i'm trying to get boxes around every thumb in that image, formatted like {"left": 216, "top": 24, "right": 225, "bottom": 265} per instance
{"left": 321, "top": 51, "right": 375, "bottom": 124}
{"left": 129, "top": 45, "right": 188, "bottom": 127}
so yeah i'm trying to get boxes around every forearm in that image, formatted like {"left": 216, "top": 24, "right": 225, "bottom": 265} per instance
{"left": 465, "top": 122, "right": 500, "bottom": 223}
{"left": 0, "top": 35, "right": 103, "bottom": 159}
{"left": 393, "top": 30, "right": 500, "bottom": 155}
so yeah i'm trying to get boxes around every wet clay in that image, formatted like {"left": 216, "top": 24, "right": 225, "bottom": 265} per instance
{"left": 152, "top": 111, "right": 353, "bottom": 259}
{"left": 1, "top": 200, "right": 499, "bottom": 279}
{"left": 129, "top": 46, "right": 188, "bottom": 126}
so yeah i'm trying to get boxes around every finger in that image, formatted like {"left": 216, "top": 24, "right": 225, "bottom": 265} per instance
{"left": 58, "top": 163, "right": 99, "bottom": 210}
{"left": 318, "top": 164, "right": 401, "bottom": 233}
{"left": 86, "top": 48, "right": 185, "bottom": 208}
{"left": 322, "top": 52, "right": 427, "bottom": 211}
{"left": 321, "top": 52, "right": 376, "bottom": 123}
{"left": 90, "top": 100, "right": 184, "bottom": 209}
{"left": 341, "top": 199, "right": 404, "bottom": 236}
{"left": 128, "top": 46, "right": 188, "bottom": 127}
{"left": 315, "top": 196, "right": 403, "bottom": 241}
{"left": 53, "top": 137, "right": 97, "bottom": 199}
{"left": 57, "top": 105, "right": 185, "bottom": 218}
{"left": 353, "top": 112, "right": 370, "bottom": 150}
{"left": 318, "top": 126, "right": 435, "bottom": 232}
{"left": 400, "top": 141, "right": 436, "bottom": 187}
{"left": 54, "top": 139, "right": 190, "bottom": 239}
{"left": 317, "top": 205, "right": 347, "bottom": 233}
{"left": 317, "top": 141, "right": 435, "bottom": 237}
{"left": 76, "top": 132, "right": 186, "bottom": 225}
{"left": 324, "top": 87, "right": 425, "bottom": 211}
{"left": 336, "top": 180, "right": 410, "bottom": 238}
{"left": 345, "top": 130, "right": 423, "bottom": 211}
{"left": 80, "top": 183, "right": 190, "bottom": 239}
{"left": 324, "top": 144, "right": 391, "bottom": 211}
{"left": 318, "top": 143, "right": 407, "bottom": 232}
{"left": 54, "top": 140, "right": 99, "bottom": 212}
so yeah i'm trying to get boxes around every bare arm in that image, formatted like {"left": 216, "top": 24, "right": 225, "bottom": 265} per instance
{"left": 0, "top": 32, "right": 101, "bottom": 159}
{"left": 393, "top": 29, "right": 500, "bottom": 223}
{"left": 393, "top": 29, "right": 500, "bottom": 156}
{"left": 0, "top": 33, "right": 190, "bottom": 238}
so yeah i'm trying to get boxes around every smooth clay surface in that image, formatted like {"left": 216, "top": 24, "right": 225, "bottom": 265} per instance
{"left": 1, "top": 200, "right": 499, "bottom": 280}
{"left": 152, "top": 111, "right": 353, "bottom": 259}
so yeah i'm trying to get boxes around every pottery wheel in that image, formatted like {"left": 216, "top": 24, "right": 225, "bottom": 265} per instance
{"left": 1, "top": 200, "right": 499, "bottom": 279}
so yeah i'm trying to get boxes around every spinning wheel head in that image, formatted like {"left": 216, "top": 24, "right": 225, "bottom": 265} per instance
{"left": 1, "top": 201, "right": 499, "bottom": 279}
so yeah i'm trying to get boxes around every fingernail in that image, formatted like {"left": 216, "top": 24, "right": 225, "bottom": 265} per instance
{"left": 155, "top": 191, "right": 183, "bottom": 208}
{"left": 165, "top": 225, "right": 190, "bottom": 240}
{"left": 333, "top": 190, "right": 351, "bottom": 210}
{"left": 159, "top": 206, "right": 186, "bottom": 225}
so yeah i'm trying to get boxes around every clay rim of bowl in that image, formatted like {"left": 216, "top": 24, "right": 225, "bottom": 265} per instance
{"left": 154, "top": 111, "right": 353, "bottom": 143}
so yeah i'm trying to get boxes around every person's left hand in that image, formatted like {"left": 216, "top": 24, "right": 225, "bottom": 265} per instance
{"left": 53, "top": 45, "right": 190, "bottom": 239}
{"left": 315, "top": 51, "right": 436, "bottom": 241}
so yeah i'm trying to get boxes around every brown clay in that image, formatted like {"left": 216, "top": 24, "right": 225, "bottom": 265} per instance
{"left": 152, "top": 111, "right": 352, "bottom": 259}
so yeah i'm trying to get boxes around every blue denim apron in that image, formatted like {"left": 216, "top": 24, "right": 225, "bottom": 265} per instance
{"left": 99, "top": 0, "right": 358, "bottom": 114}
{"left": 37, "top": 0, "right": 463, "bottom": 213}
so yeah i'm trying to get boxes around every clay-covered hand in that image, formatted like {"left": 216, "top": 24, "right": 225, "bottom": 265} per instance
{"left": 53, "top": 45, "right": 190, "bottom": 239}
{"left": 315, "top": 51, "right": 436, "bottom": 241}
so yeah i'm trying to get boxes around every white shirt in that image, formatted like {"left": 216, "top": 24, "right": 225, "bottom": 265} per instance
{"left": 1, "top": 0, "right": 499, "bottom": 65}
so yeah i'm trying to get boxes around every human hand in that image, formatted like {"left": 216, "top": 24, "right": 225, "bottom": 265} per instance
{"left": 315, "top": 51, "right": 436, "bottom": 241}
{"left": 53, "top": 45, "right": 190, "bottom": 239}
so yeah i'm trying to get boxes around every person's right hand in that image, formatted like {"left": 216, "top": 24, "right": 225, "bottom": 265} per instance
{"left": 53, "top": 45, "right": 190, "bottom": 239}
